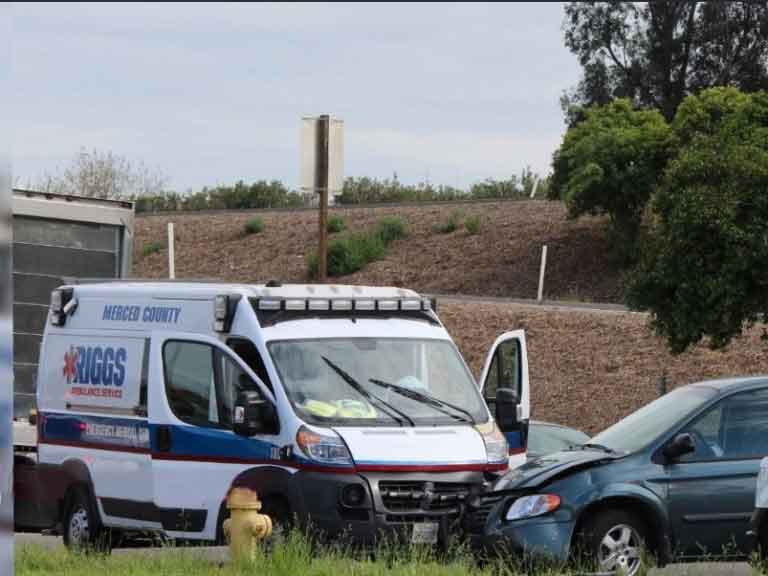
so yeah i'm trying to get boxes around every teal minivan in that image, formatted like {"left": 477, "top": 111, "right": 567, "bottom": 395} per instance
{"left": 466, "top": 376, "right": 768, "bottom": 576}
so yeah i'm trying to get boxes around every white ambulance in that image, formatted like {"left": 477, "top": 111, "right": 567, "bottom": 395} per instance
{"left": 18, "top": 281, "right": 530, "bottom": 550}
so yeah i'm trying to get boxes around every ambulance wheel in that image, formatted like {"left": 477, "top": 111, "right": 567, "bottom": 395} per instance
{"left": 260, "top": 496, "right": 293, "bottom": 538}
{"left": 62, "top": 485, "right": 111, "bottom": 553}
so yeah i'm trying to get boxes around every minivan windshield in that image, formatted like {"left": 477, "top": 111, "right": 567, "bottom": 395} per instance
{"left": 587, "top": 385, "right": 718, "bottom": 454}
{"left": 268, "top": 338, "right": 488, "bottom": 427}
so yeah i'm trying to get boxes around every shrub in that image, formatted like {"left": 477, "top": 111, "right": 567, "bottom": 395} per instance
{"left": 464, "top": 215, "right": 481, "bottom": 235}
{"left": 327, "top": 215, "right": 346, "bottom": 233}
{"left": 243, "top": 217, "right": 264, "bottom": 235}
{"left": 432, "top": 210, "right": 463, "bottom": 234}
{"left": 373, "top": 216, "right": 408, "bottom": 245}
{"left": 308, "top": 216, "right": 407, "bottom": 278}
{"left": 142, "top": 241, "right": 163, "bottom": 257}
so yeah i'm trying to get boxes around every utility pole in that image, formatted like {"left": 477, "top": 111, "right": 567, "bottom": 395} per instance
{"left": 316, "top": 114, "right": 330, "bottom": 282}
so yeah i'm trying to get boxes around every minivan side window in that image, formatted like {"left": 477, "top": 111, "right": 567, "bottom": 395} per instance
{"left": 679, "top": 387, "right": 768, "bottom": 462}
{"left": 163, "top": 340, "right": 265, "bottom": 430}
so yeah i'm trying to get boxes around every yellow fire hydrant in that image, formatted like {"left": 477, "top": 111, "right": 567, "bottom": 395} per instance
{"left": 222, "top": 487, "right": 273, "bottom": 561}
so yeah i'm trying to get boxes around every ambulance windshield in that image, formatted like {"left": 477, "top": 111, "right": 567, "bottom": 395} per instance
{"left": 268, "top": 338, "right": 488, "bottom": 426}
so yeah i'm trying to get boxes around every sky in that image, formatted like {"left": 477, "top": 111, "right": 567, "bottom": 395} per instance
{"left": 10, "top": 2, "right": 581, "bottom": 193}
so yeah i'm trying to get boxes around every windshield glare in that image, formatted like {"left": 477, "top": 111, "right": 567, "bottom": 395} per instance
{"left": 588, "top": 386, "right": 718, "bottom": 454}
{"left": 267, "top": 338, "right": 488, "bottom": 426}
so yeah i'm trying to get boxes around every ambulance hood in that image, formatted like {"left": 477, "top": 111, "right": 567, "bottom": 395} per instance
{"left": 333, "top": 425, "right": 489, "bottom": 469}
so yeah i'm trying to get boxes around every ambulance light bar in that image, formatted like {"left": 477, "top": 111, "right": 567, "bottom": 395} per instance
{"left": 255, "top": 296, "right": 436, "bottom": 313}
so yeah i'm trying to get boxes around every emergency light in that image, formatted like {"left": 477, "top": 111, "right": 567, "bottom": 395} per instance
{"left": 49, "top": 288, "right": 76, "bottom": 326}
{"left": 213, "top": 293, "right": 242, "bottom": 332}
{"left": 254, "top": 296, "right": 436, "bottom": 313}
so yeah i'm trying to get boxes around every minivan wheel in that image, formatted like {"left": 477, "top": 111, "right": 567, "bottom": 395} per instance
{"left": 62, "top": 485, "right": 111, "bottom": 554}
{"left": 579, "top": 509, "right": 648, "bottom": 576}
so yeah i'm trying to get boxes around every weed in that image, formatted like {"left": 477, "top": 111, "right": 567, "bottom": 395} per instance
{"left": 327, "top": 215, "right": 347, "bottom": 233}
{"left": 432, "top": 210, "right": 463, "bottom": 234}
{"left": 464, "top": 215, "right": 481, "bottom": 235}
{"left": 243, "top": 217, "right": 265, "bottom": 235}
{"left": 142, "top": 241, "right": 163, "bottom": 257}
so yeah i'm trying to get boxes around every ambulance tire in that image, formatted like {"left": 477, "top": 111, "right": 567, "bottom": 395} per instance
{"left": 62, "top": 484, "right": 112, "bottom": 554}
{"left": 215, "top": 501, "right": 229, "bottom": 546}
{"left": 260, "top": 496, "right": 293, "bottom": 537}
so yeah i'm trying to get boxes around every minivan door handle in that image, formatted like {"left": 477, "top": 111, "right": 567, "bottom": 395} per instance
{"left": 156, "top": 426, "right": 172, "bottom": 452}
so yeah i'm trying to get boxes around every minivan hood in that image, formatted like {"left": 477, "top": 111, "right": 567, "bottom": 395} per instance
{"left": 334, "top": 426, "right": 488, "bottom": 470}
{"left": 494, "top": 449, "right": 615, "bottom": 491}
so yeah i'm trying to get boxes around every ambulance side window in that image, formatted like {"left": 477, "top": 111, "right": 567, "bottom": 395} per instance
{"left": 227, "top": 338, "right": 274, "bottom": 394}
{"left": 163, "top": 340, "right": 217, "bottom": 427}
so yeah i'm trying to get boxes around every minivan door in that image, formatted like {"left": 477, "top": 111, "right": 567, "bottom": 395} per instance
{"left": 479, "top": 330, "right": 530, "bottom": 463}
{"left": 148, "top": 332, "right": 280, "bottom": 541}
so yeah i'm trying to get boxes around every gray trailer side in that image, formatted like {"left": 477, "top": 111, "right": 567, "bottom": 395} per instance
{"left": 11, "top": 189, "right": 134, "bottom": 418}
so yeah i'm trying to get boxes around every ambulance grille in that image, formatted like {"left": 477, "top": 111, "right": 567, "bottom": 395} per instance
{"left": 378, "top": 481, "right": 471, "bottom": 512}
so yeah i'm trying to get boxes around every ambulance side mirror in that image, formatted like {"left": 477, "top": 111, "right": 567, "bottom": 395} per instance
{"left": 233, "top": 390, "right": 278, "bottom": 436}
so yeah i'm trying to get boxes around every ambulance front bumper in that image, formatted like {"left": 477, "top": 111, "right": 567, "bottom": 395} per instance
{"left": 293, "top": 469, "right": 488, "bottom": 545}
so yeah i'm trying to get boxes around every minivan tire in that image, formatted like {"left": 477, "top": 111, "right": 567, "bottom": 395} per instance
{"left": 62, "top": 485, "right": 112, "bottom": 554}
{"left": 577, "top": 508, "right": 649, "bottom": 576}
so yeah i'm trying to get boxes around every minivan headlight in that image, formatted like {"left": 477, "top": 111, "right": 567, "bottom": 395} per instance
{"left": 505, "top": 494, "right": 561, "bottom": 521}
{"left": 296, "top": 425, "right": 353, "bottom": 466}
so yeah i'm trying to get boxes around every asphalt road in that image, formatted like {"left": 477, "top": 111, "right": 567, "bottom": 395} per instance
{"left": 13, "top": 533, "right": 756, "bottom": 575}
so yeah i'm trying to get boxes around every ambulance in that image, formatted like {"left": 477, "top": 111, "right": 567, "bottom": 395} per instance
{"left": 17, "top": 281, "right": 530, "bottom": 550}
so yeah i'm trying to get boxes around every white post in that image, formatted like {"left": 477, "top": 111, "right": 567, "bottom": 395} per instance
{"left": 529, "top": 176, "right": 539, "bottom": 199}
{"left": 167, "top": 222, "right": 175, "bottom": 279}
{"left": 537, "top": 244, "right": 547, "bottom": 302}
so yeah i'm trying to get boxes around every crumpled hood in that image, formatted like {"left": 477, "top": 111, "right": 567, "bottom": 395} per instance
{"left": 333, "top": 426, "right": 488, "bottom": 468}
{"left": 493, "top": 449, "right": 615, "bottom": 491}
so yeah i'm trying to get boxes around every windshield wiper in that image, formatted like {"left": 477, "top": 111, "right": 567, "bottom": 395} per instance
{"left": 580, "top": 442, "right": 616, "bottom": 454}
{"left": 368, "top": 378, "right": 476, "bottom": 424}
{"left": 321, "top": 357, "right": 415, "bottom": 427}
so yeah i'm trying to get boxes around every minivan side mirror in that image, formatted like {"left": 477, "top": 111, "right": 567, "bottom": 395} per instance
{"left": 662, "top": 433, "right": 695, "bottom": 462}
{"left": 233, "top": 390, "right": 279, "bottom": 436}
{"left": 495, "top": 387, "right": 520, "bottom": 431}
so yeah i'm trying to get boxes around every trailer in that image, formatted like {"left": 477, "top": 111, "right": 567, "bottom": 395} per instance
{"left": 11, "top": 189, "right": 134, "bottom": 419}
{"left": 11, "top": 189, "right": 134, "bottom": 531}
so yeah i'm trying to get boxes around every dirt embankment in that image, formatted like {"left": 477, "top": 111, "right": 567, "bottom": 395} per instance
{"left": 442, "top": 300, "right": 768, "bottom": 434}
{"left": 133, "top": 201, "right": 622, "bottom": 303}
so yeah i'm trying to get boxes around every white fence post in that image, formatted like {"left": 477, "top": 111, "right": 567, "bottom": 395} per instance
{"left": 168, "top": 222, "right": 175, "bottom": 279}
{"left": 537, "top": 244, "right": 547, "bottom": 302}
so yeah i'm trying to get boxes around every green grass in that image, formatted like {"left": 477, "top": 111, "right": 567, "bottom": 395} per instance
{"left": 432, "top": 210, "right": 464, "bottom": 234}
{"left": 14, "top": 532, "right": 579, "bottom": 576}
{"left": 14, "top": 528, "right": 680, "bottom": 576}
{"left": 141, "top": 241, "right": 163, "bottom": 257}
{"left": 308, "top": 216, "right": 408, "bottom": 278}
{"left": 464, "top": 215, "right": 482, "bottom": 235}
{"left": 243, "top": 217, "right": 265, "bottom": 235}
{"left": 327, "top": 215, "right": 347, "bottom": 234}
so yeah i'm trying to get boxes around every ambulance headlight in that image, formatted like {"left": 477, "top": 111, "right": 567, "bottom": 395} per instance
{"left": 479, "top": 423, "right": 508, "bottom": 464}
{"left": 296, "top": 426, "right": 353, "bottom": 466}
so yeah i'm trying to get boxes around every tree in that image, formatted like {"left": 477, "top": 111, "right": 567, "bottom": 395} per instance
{"left": 549, "top": 99, "right": 675, "bottom": 262}
{"left": 626, "top": 87, "right": 768, "bottom": 353}
{"left": 562, "top": 2, "right": 768, "bottom": 123}
{"left": 40, "top": 148, "right": 167, "bottom": 199}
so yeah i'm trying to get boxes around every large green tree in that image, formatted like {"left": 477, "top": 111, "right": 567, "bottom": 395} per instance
{"left": 549, "top": 99, "right": 674, "bottom": 262}
{"left": 626, "top": 87, "right": 768, "bottom": 353}
{"left": 562, "top": 1, "right": 768, "bottom": 123}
